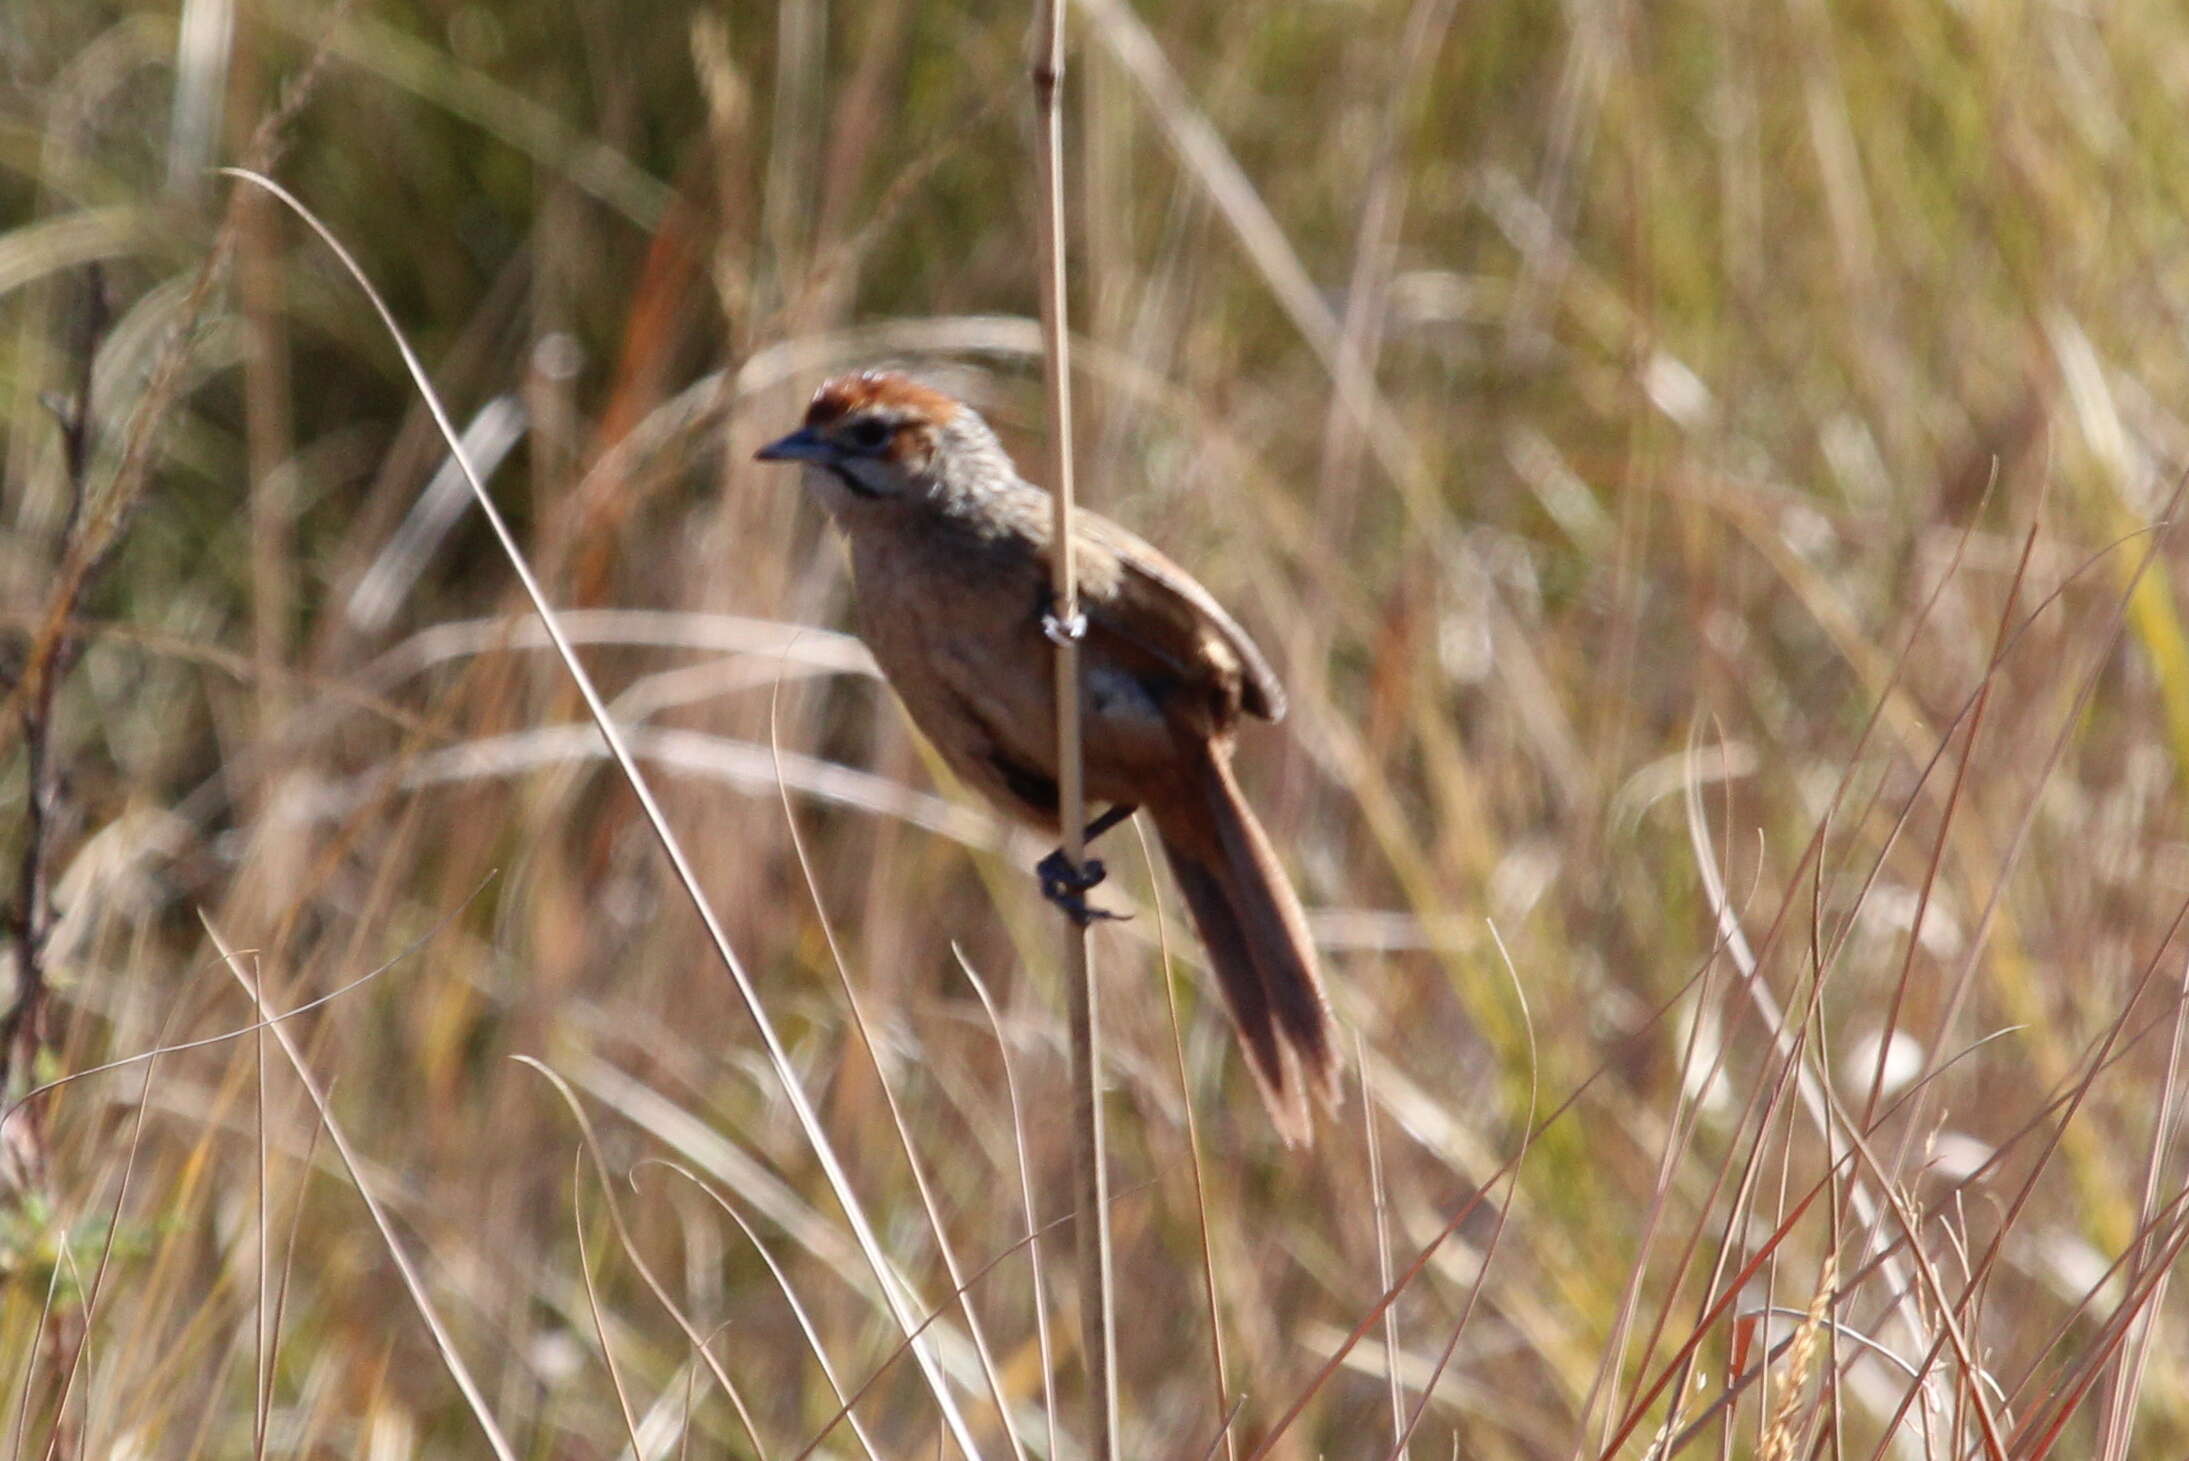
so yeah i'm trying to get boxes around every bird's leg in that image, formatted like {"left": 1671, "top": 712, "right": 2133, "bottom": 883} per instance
{"left": 1037, "top": 803, "right": 1138, "bottom": 925}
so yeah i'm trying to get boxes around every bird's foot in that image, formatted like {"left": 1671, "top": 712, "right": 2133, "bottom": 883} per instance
{"left": 1037, "top": 849, "right": 1126, "bottom": 926}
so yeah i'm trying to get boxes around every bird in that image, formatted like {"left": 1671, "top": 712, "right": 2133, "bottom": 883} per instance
{"left": 755, "top": 369, "right": 1339, "bottom": 1142}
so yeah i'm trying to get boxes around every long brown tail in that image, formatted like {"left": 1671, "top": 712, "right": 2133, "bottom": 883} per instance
{"left": 1153, "top": 746, "right": 1339, "bottom": 1144}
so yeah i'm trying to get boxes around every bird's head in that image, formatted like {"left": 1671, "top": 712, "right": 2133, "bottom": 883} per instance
{"left": 756, "top": 370, "right": 1003, "bottom": 514}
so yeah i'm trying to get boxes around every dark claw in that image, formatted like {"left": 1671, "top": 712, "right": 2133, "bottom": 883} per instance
{"left": 1032, "top": 805, "right": 1139, "bottom": 925}
{"left": 1037, "top": 850, "right": 1127, "bottom": 926}
{"left": 1038, "top": 849, "right": 1106, "bottom": 893}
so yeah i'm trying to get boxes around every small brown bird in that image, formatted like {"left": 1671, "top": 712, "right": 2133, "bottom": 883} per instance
{"left": 757, "top": 370, "right": 1339, "bottom": 1141}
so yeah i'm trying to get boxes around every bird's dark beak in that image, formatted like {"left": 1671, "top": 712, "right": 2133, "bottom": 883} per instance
{"left": 755, "top": 427, "right": 831, "bottom": 463}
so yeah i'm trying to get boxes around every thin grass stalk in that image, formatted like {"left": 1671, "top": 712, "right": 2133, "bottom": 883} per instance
{"left": 44, "top": 1243, "right": 87, "bottom": 1457}
{"left": 1358, "top": 1033, "right": 1403, "bottom": 1461}
{"left": 1800, "top": 1112, "right": 2006, "bottom": 1458}
{"left": 1915, "top": 900, "right": 2189, "bottom": 1410}
{"left": 27, "top": 988, "right": 181, "bottom": 1461}
{"left": 768, "top": 689, "right": 1027, "bottom": 1458}
{"left": 1680, "top": 739, "right": 1933, "bottom": 1379}
{"left": 1657, "top": 1020, "right": 2167, "bottom": 1458}
{"left": 1756, "top": 1038, "right": 1818, "bottom": 1458}
{"left": 1814, "top": 501, "right": 2189, "bottom": 1444}
{"left": 1140, "top": 827, "right": 1233, "bottom": 1461}
{"left": 1877, "top": 478, "right": 2185, "bottom": 1223}
{"left": 222, "top": 168, "right": 983, "bottom": 1455}
{"left": 1660, "top": 1044, "right": 2110, "bottom": 1451}
{"left": 252, "top": 974, "right": 269, "bottom": 1459}
{"left": 638, "top": 1161, "right": 883, "bottom": 1461}
{"left": 6, "top": 1248, "right": 63, "bottom": 1461}
{"left": 1592, "top": 1180, "right": 1838, "bottom": 1460}
{"left": 1574, "top": 767, "right": 1744, "bottom": 1456}
{"left": 263, "top": 1106, "right": 327, "bottom": 1461}
{"left": 788, "top": 1209, "right": 1093, "bottom": 1461}
{"left": 680, "top": 1345, "right": 702, "bottom": 1461}
{"left": 2008, "top": 1206, "right": 2189, "bottom": 1458}
{"left": 956, "top": 954, "right": 1061, "bottom": 1460}
{"left": 1555, "top": 504, "right": 2011, "bottom": 1426}
{"left": 1197, "top": 1397, "right": 1249, "bottom": 1461}
{"left": 1379, "top": 923, "right": 1536, "bottom": 1460}
{"left": 2097, "top": 950, "right": 2189, "bottom": 1459}
{"left": 1667, "top": 775, "right": 1837, "bottom": 1450}
{"left": 1585, "top": 497, "right": 2022, "bottom": 1440}
{"left": 1806, "top": 853, "right": 1850, "bottom": 1461}
{"left": 1595, "top": 759, "right": 1822, "bottom": 1449}
{"left": 1643, "top": 986, "right": 1817, "bottom": 1458}
{"left": 1858, "top": 506, "right": 2033, "bottom": 1137}
{"left": 201, "top": 916, "right": 518, "bottom": 1461}
{"left": 1823, "top": 1023, "right": 2189, "bottom": 1460}
{"left": 1254, "top": 918, "right": 1770, "bottom": 1453}
{"left": 515, "top": 1061, "right": 773, "bottom": 1455}
{"left": 572, "top": 1155, "right": 645, "bottom": 1456}
{"left": 1030, "top": 1, "right": 1115, "bottom": 1455}
{"left": 1991, "top": 1175, "right": 2189, "bottom": 1422}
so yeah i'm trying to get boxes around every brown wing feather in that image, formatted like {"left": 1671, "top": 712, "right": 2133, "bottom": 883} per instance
{"left": 1072, "top": 511, "right": 1286, "bottom": 724}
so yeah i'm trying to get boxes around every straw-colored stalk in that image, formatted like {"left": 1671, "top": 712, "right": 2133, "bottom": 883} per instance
{"left": 1031, "top": 0, "right": 1118, "bottom": 1454}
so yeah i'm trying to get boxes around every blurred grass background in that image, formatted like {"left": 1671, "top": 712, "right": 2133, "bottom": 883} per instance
{"left": 7, "top": 0, "right": 2189, "bottom": 1455}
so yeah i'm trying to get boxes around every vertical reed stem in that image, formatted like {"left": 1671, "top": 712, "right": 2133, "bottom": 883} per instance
{"left": 1030, "top": 0, "right": 1117, "bottom": 1452}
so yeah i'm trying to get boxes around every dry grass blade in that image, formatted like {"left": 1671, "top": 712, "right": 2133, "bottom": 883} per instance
{"left": 20, "top": 989, "right": 186, "bottom": 1461}
{"left": 515, "top": 1059, "right": 769, "bottom": 1457}
{"left": 2098, "top": 950, "right": 2189, "bottom": 1459}
{"left": 7, "top": 1249, "right": 66, "bottom": 1461}
{"left": 261, "top": 1107, "right": 327, "bottom": 1461}
{"left": 220, "top": 166, "right": 984, "bottom": 1456}
{"left": 1255, "top": 906, "right": 1770, "bottom": 1454}
{"left": 635, "top": 1159, "right": 883, "bottom": 1461}
{"left": 783, "top": 1200, "right": 1100, "bottom": 1461}
{"left": 1779, "top": 1114, "right": 2008, "bottom": 1456}
{"left": 1359, "top": 1035, "right": 1403, "bottom": 1461}
{"left": 2008, "top": 1201, "right": 2189, "bottom": 1456}
{"left": 1855, "top": 515, "right": 2037, "bottom": 1130}
{"left": 1593, "top": 1180, "right": 1838, "bottom": 1459}
{"left": 1577, "top": 755, "right": 1755, "bottom": 1456}
{"left": 1680, "top": 731, "right": 1934, "bottom": 1379}
{"left": 313, "top": 722, "right": 1006, "bottom": 853}
{"left": 1379, "top": 921, "right": 1537, "bottom": 1460}
{"left": 573, "top": 1151, "right": 646, "bottom": 1458}
{"left": 955, "top": 952, "right": 1061, "bottom": 1460}
{"left": 0, "top": 878, "right": 491, "bottom": 1148}
{"left": 199, "top": 914, "right": 518, "bottom": 1461}
{"left": 250, "top": 932, "right": 269, "bottom": 1461}
{"left": 1197, "top": 1395, "right": 1250, "bottom": 1461}
{"left": 284, "top": 9, "right": 671, "bottom": 224}
{"left": 1136, "top": 821, "right": 1234, "bottom": 1461}
{"left": 1614, "top": 790, "right": 1844, "bottom": 1455}
{"left": 1878, "top": 475, "right": 2189, "bottom": 1201}
{"left": 1250, "top": 1133, "right": 1540, "bottom": 1455}
{"left": 767, "top": 680, "right": 1027, "bottom": 1459}
{"left": 360, "top": 609, "right": 873, "bottom": 690}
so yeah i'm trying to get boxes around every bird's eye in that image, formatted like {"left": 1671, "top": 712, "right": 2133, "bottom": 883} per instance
{"left": 842, "top": 418, "right": 893, "bottom": 452}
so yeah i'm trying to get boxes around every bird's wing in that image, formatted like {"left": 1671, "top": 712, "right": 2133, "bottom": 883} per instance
{"left": 1072, "top": 511, "right": 1286, "bottom": 724}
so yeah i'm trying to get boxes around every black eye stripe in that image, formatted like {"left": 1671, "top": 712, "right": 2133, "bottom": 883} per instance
{"left": 843, "top": 418, "right": 892, "bottom": 450}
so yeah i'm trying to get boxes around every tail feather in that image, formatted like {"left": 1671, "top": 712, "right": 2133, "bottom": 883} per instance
{"left": 1164, "top": 851, "right": 1299, "bottom": 1133}
{"left": 1155, "top": 749, "right": 1338, "bottom": 1144}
